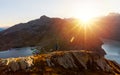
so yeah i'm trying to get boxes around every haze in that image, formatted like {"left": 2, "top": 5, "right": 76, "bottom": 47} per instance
{"left": 0, "top": 0, "right": 120, "bottom": 27}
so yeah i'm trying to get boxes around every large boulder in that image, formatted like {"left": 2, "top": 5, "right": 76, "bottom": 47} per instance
{"left": 2, "top": 57, "right": 34, "bottom": 72}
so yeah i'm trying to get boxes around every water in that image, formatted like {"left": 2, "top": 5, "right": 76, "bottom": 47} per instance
{"left": 102, "top": 39, "right": 120, "bottom": 64}
{"left": 0, "top": 39, "right": 120, "bottom": 64}
{"left": 0, "top": 47, "right": 34, "bottom": 58}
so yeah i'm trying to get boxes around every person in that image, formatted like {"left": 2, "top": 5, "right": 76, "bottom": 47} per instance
{"left": 55, "top": 43, "right": 58, "bottom": 50}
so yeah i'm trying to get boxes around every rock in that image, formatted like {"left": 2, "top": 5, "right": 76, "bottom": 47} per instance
{"left": 7, "top": 58, "right": 19, "bottom": 72}
{"left": 17, "top": 58, "right": 27, "bottom": 70}
{"left": 53, "top": 52, "right": 77, "bottom": 68}
{"left": 0, "top": 59, "right": 7, "bottom": 66}
{"left": 34, "top": 50, "right": 120, "bottom": 75}
{"left": 25, "top": 57, "right": 33, "bottom": 67}
{"left": 0, "top": 50, "right": 119, "bottom": 75}
{"left": 0, "top": 57, "right": 33, "bottom": 72}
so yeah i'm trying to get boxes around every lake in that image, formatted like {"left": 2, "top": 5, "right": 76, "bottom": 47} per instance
{"left": 0, "top": 47, "right": 35, "bottom": 58}
{"left": 102, "top": 39, "right": 120, "bottom": 64}
{"left": 0, "top": 39, "right": 120, "bottom": 64}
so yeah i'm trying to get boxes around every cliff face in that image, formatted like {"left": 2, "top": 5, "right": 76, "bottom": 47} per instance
{"left": 0, "top": 50, "right": 119, "bottom": 75}
{"left": 0, "top": 15, "right": 104, "bottom": 55}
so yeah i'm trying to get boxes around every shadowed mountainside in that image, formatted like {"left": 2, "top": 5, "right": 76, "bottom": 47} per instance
{"left": 94, "top": 13, "right": 120, "bottom": 41}
{"left": 0, "top": 15, "right": 104, "bottom": 55}
{"left": 0, "top": 50, "right": 119, "bottom": 75}
{"left": 0, "top": 13, "right": 120, "bottom": 54}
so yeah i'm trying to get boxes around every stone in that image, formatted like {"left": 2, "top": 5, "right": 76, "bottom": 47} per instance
{"left": 0, "top": 50, "right": 119, "bottom": 75}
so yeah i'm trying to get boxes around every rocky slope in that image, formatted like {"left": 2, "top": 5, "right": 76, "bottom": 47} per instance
{"left": 0, "top": 15, "right": 104, "bottom": 55}
{"left": 0, "top": 50, "right": 119, "bottom": 75}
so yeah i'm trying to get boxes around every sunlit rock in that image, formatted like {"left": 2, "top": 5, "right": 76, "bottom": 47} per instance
{"left": 0, "top": 50, "right": 119, "bottom": 75}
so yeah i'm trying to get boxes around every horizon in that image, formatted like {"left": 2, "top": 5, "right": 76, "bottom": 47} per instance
{"left": 0, "top": 0, "right": 120, "bottom": 27}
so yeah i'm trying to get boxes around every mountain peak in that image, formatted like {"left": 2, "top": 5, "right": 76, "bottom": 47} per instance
{"left": 40, "top": 15, "right": 50, "bottom": 19}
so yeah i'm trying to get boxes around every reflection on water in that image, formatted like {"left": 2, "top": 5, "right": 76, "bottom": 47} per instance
{"left": 102, "top": 39, "right": 120, "bottom": 64}
{"left": 0, "top": 47, "right": 34, "bottom": 58}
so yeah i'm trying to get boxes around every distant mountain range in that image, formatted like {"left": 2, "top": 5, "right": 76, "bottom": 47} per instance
{"left": 0, "top": 13, "right": 120, "bottom": 55}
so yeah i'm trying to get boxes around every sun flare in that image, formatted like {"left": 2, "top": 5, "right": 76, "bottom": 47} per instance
{"left": 74, "top": 13, "right": 96, "bottom": 25}
{"left": 73, "top": 12, "right": 97, "bottom": 27}
{"left": 74, "top": 15, "right": 95, "bottom": 28}
{"left": 76, "top": 15, "right": 92, "bottom": 23}
{"left": 75, "top": 15, "right": 93, "bottom": 27}
{"left": 72, "top": 3, "right": 99, "bottom": 24}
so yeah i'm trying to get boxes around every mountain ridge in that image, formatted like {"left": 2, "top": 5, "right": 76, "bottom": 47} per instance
{"left": 0, "top": 14, "right": 120, "bottom": 55}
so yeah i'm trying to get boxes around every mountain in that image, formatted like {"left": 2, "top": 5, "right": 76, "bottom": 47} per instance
{"left": 0, "top": 15, "right": 104, "bottom": 55}
{"left": 94, "top": 13, "right": 120, "bottom": 41}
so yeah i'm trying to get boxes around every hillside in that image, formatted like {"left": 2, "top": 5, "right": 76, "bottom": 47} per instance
{"left": 0, "top": 15, "right": 104, "bottom": 55}
{"left": 94, "top": 13, "right": 120, "bottom": 41}
{"left": 0, "top": 13, "right": 120, "bottom": 54}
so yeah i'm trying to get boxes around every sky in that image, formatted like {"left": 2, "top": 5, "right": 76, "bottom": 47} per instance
{"left": 0, "top": 0, "right": 120, "bottom": 27}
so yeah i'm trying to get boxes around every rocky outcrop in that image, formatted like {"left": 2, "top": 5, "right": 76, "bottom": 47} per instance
{"left": 0, "top": 50, "right": 119, "bottom": 75}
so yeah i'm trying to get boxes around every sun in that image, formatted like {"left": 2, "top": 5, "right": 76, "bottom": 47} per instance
{"left": 74, "top": 15, "right": 94, "bottom": 28}
{"left": 73, "top": 11, "right": 98, "bottom": 28}
{"left": 73, "top": 13, "right": 97, "bottom": 28}
{"left": 74, "top": 13, "right": 95, "bottom": 24}
{"left": 71, "top": 4, "right": 99, "bottom": 24}
{"left": 80, "top": 16, "right": 92, "bottom": 23}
